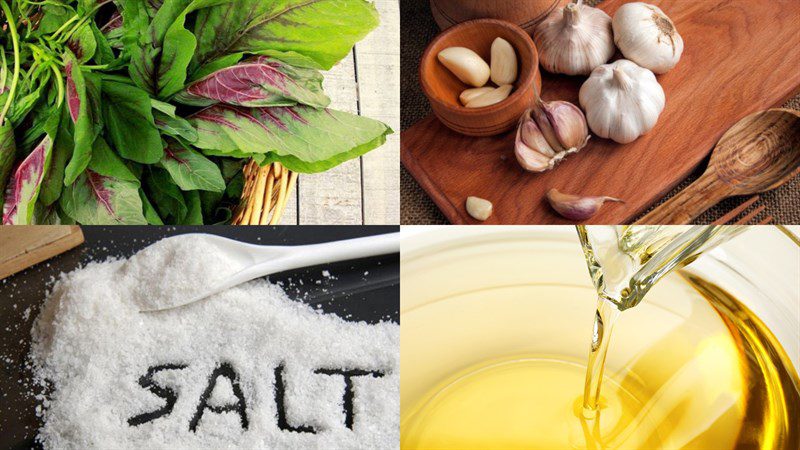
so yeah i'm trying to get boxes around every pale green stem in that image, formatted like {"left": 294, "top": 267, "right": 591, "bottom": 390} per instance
{"left": 0, "top": 0, "right": 21, "bottom": 126}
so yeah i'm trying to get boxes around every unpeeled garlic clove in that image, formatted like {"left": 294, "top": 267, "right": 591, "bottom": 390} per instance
{"left": 465, "top": 85, "right": 513, "bottom": 108}
{"left": 490, "top": 37, "right": 518, "bottom": 85}
{"left": 514, "top": 99, "right": 590, "bottom": 172}
{"left": 459, "top": 87, "right": 495, "bottom": 105}
{"left": 546, "top": 188, "right": 623, "bottom": 221}
{"left": 540, "top": 99, "right": 590, "bottom": 151}
{"left": 437, "top": 47, "right": 491, "bottom": 87}
{"left": 466, "top": 196, "right": 493, "bottom": 221}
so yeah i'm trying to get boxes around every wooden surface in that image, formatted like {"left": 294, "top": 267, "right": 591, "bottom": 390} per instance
{"left": 419, "top": 19, "right": 542, "bottom": 136}
{"left": 0, "top": 226, "right": 84, "bottom": 280}
{"left": 638, "top": 109, "right": 800, "bottom": 224}
{"left": 401, "top": 0, "right": 800, "bottom": 224}
{"left": 281, "top": 0, "right": 399, "bottom": 225}
{"left": 430, "top": 0, "right": 568, "bottom": 31}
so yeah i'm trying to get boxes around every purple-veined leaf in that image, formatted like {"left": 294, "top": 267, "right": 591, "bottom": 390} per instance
{"left": 2, "top": 136, "right": 53, "bottom": 225}
{"left": 65, "top": 60, "right": 81, "bottom": 123}
{"left": 60, "top": 169, "right": 147, "bottom": 225}
{"left": 190, "top": 104, "right": 391, "bottom": 173}
{"left": 175, "top": 56, "right": 329, "bottom": 108}
{"left": 63, "top": 53, "right": 95, "bottom": 184}
{"left": 101, "top": 11, "right": 123, "bottom": 33}
{"left": 192, "top": 0, "right": 379, "bottom": 71}
{"left": 66, "top": 23, "right": 97, "bottom": 63}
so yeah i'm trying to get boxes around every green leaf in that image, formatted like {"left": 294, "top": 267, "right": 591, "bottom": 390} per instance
{"left": 190, "top": 105, "right": 392, "bottom": 173}
{"left": 0, "top": 121, "right": 17, "bottom": 210}
{"left": 144, "top": 167, "right": 188, "bottom": 223}
{"left": 88, "top": 137, "right": 139, "bottom": 182}
{"left": 90, "top": 22, "right": 117, "bottom": 65}
{"left": 159, "top": 142, "right": 225, "bottom": 191}
{"left": 193, "top": 0, "right": 379, "bottom": 70}
{"left": 128, "top": 0, "right": 226, "bottom": 98}
{"left": 181, "top": 189, "right": 204, "bottom": 224}
{"left": 63, "top": 52, "right": 96, "bottom": 185}
{"left": 40, "top": 108, "right": 75, "bottom": 206}
{"left": 60, "top": 170, "right": 148, "bottom": 225}
{"left": 34, "top": 5, "right": 74, "bottom": 36}
{"left": 101, "top": 81, "right": 164, "bottom": 163}
{"left": 154, "top": 110, "right": 199, "bottom": 142}
{"left": 150, "top": 99, "right": 177, "bottom": 116}
{"left": 139, "top": 188, "right": 165, "bottom": 225}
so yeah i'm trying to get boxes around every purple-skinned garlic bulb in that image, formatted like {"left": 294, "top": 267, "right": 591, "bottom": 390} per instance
{"left": 515, "top": 98, "right": 590, "bottom": 173}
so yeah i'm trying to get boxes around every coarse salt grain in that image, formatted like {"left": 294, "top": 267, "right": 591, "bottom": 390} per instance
{"left": 29, "top": 236, "right": 399, "bottom": 449}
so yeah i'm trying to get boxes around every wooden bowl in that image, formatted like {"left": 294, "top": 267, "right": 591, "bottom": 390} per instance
{"left": 419, "top": 19, "right": 542, "bottom": 137}
{"left": 430, "top": 0, "right": 569, "bottom": 32}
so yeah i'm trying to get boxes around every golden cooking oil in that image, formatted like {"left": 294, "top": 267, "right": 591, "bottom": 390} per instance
{"left": 400, "top": 229, "right": 799, "bottom": 449}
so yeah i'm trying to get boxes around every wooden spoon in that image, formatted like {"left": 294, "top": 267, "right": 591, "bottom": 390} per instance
{"left": 637, "top": 109, "right": 800, "bottom": 224}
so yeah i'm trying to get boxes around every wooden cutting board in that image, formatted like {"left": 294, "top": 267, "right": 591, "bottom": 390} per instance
{"left": 0, "top": 226, "right": 84, "bottom": 280}
{"left": 401, "top": 0, "right": 800, "bottom": 224}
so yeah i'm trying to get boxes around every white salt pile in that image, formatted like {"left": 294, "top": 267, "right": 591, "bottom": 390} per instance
{"left": 29, "top": 236, "right": 399, "bottom": 449}
{"left": 116, "top": 234, "right": 244, "bottom": 311}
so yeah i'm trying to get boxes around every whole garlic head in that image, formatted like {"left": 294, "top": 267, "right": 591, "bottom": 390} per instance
{"left": 515, "top": 99, "right": 590, "bottom": 172}
{"left": 533, "top": 0, "right": 615, "bottom": 76}
{"left": 579, "top": 59, "right": 665, "bottom": 144}
{"left": 612, "top": 2, "right": 684, "bottom": 74}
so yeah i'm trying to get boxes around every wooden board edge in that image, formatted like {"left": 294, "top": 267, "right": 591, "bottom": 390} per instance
{"left": 400, "top": 135, "right": 466, "bottom": 224}
{"left": 0, "top": 226, "right": 85, "bottom": 280}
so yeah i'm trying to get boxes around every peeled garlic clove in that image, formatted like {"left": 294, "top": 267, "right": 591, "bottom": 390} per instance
{"left": 465, "top": 85, "right": 513, "bottom": 108}
{"left": 437, "top": 47, "right": 491, "bottom": 87}
{"left": 546, "top": 188, "right": 623, "bottom": 221}
{"left": 612, "top": 2, "right": 684, "bottom": 74}
{"left": 466, "top": 196, "right": 493, "bottom": 221}
{"left": 533, "top": 0, "right": 615, "bottom": 75}
{"left": 490, "top": 37, "right": 518, "bottom": 85}
{"left": 540, "top": 100, "right": 590, "bottom": 151}
{"left": 459, "top": 87, "right": 495, "bottom": 105}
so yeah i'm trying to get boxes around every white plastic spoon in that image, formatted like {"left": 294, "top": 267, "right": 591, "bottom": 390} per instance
{"left": 132, "top": 232, "right": 400, "bottom": 312}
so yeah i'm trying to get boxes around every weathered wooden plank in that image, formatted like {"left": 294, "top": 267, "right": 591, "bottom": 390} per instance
{"left": 297, "top": 51, "right": 363, "bottom": 225}
{"left": 357, "top": 0, "right": 400, "bottom": 224}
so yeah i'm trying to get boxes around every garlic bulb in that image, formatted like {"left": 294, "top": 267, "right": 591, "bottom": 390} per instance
{"left": 437, "top": 47, "right": 491, "bottom": 87}
{"left": 612, "top": 2, "right": 684, "bottom": 74}
{"left": 515, "top": 98, "right": 589, "bottom": 172}
{"left": 579, "top": 59, "right": 665, "bottom": 144}
{"left": 533, "top": 0, "right": 615, "bottom": 76}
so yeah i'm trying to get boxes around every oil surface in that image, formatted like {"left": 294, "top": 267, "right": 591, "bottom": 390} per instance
{"left": 400, "top": 233, "right": 799, "bottom": 449}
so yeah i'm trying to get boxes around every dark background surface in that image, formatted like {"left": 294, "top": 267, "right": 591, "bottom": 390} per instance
{"left": 0, "top": 226, "right": 399, "bottom": 449}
